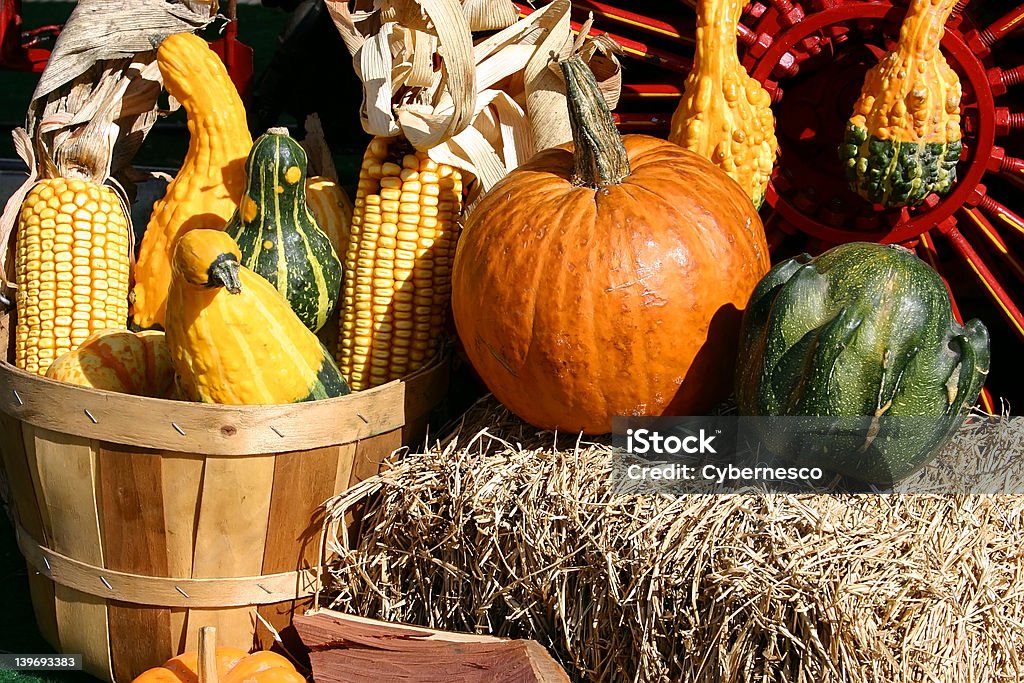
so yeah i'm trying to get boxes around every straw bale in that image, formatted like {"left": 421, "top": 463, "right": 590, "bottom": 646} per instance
{"left": 323, "top": 397, "right": 1024, "bottom": 682}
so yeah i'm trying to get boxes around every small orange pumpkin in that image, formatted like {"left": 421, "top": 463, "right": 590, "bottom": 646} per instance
{"left": 45, "top": 328, "right": 179, "bottom": 399}
{"left": 131, "top": 647, "right": 304, "bottom": 683}
{"left": 451, "top": 57, "right": 770, "bottom": 434}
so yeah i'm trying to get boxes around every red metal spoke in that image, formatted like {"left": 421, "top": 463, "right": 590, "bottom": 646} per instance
{"left": 621, "top": 83, "right": 683, "bottom": 100}
{"left": 937, "top": 219, "right": 1024, "bottom": 340}
{"left": 611, "top": 112, "right": 671, "bottom": 133}
{"left": 977, "top": 195, "right": 1024, "bottom": 241}
{"left": 571, "top": 0, "right": 695, "bottom": 43}
{"left": 916, "top": 232, "right": 995, "bottom": 413}
{"left": 966, "top": 2, "right": 1024, "bottom": 55}
{"left": 514, "top": 3, "right": 693, "bottom": 74}
{"left": 951, "top": 0, "right": 973, "bottom": 19}
{"left": 987, "top": 64, "right": 1024, "bottom": 96}
{"left": 993, "top": 108, "right": 1024, "bottom": 137}
{"left": 959, "top": 208, "right": 1024, "bottom": 283}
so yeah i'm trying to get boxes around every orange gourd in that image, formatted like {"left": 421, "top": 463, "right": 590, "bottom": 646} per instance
{"left": 668, "top": 0, "right": 777, "bottom": 207}
{"left": 132, "top": 32, "right": 253, "bottom": 329}
{"left": 131, "top": 647, "right": 304, "bottom": 683}
{"left": 451, "top": 57, "right": 770, "bottom": 434}
{"left": 45, "top": 328, "right": 178, "bottom": 399}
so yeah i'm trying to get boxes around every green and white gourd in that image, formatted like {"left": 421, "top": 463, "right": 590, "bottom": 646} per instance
{"left": 226, "top": 128, "right": 342, "bottom": 332}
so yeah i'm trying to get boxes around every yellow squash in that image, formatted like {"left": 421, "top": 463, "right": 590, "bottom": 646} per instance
{"left": 164, "top": 229, "right": 350, "bottom": 404}
{"left": 840, "top": 0, "right": 962, "bottom": 207}
{"left": 669, "top": 0, "right": 778, "bottom": 207}
{"left": 132, "top": 32, "right": 253, "bottom": 329}
{"left": 306, "top": 175, "right": 354, "bottom": 261}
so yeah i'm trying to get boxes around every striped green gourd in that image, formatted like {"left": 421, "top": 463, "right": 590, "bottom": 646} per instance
{"left": 735, "top": 242, "right": 990, "bottom": 484}
{"left": 226, "top": 127, "right": 342, "bottom": 332}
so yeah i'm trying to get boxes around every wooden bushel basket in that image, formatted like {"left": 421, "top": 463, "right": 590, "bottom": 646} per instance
{"left": 0, "top": 311, "right": 448, "bottom": 682}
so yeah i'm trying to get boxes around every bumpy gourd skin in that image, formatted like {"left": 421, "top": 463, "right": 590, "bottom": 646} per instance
{"left": 164, "top": 230, "right": 349, "bottom": 405}
{"left": 840, "top": 0, "right": 962, "bottom": 208}
{"left": 132, "top": 32, "right": 253, "bottom": 329}
{"left": 735, "top": 242, "right": 990, "bottom": 484}
{"left": 226, "top": 129, "right": 342, "bottom": 333}
{"left": 669, "top": 0, "right": 777, "bottom": 208}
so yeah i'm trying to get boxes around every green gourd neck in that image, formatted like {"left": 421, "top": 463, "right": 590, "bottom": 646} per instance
{"left": 560, "top": 56, "right": 630, "bottom": 189}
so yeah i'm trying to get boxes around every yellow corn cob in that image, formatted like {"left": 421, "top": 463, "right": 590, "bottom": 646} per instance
{"left": 14, "top": 178, "right": 131, "bottom": 375}
{"left": 337, "top": 137, "right": 463, "bottom": 391}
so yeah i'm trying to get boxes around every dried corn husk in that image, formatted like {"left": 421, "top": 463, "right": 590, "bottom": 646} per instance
{"left": 0, "top": 0, "right": 216, "bottom": 287}
{"left": 325, "top": 0, "right": 622, "bottom": 202}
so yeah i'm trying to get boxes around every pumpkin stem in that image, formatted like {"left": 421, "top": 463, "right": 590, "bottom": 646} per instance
{"left": 560, "top": 57, "right": 630, "bottom": 188}
{"left": 198, "top": 626, "right": 218, "bottom": 683}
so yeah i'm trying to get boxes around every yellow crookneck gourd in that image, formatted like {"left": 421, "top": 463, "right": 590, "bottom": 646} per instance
{"left": 669, "top": 0, "right": 777, "bottom": 208}
{"left": 164, "top": 229, "right": 350, "bottom": 404}
{"left": 132, "top": 32, "right": 253, "bottom": 329}
{"left": 841, "top": 0, "right": 962, "bottom": 207}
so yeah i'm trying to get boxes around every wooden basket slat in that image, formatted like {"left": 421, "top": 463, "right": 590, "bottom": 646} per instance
{"left": 0, "top": 411, "right": 60, "bottom": 649}
{"left": 402, "top": 354, "right": 450, "bottom": 447}
{"left": 333, "top": 442, "right": 359, "bottom": 499}
{"left": 350, "top": 428, "right": 403, "bottom": 488}
{"left": 97, "top": 445, "right": 173, "bottom": 680}
{"left": 186, "top": 451, "right": 278, "bottom": 652}
{"left": 181, "top": 607, "right": 256, "bottom": 654}
{"left": 27, "top": 572, "right": 60, "bottom": 651}
{"left": 256, "top": 445, "right": 340, "bottom": 648}
{"left": 26, "top": 426, "right": 113, "bottom": 680}
{"left": 0, "top": 311, "right": 450, "bottom": 681}
{"left": 0, "top": 413, "right": 39, "bottom": 533}
{"left": 0, "top": 367, "right": 407, "bottom": 456}
{"left": 160, "top": 451, "right": 205, "bottom": 651}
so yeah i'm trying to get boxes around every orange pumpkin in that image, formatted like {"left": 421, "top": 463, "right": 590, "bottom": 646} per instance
{"left": 451, "top": 57, "right": 770, "bottom": 434}
{"left": 45, "top": 328, "right": 179, "bottom": 399}
{"left": 131, "top": 647, "right": 304, "bottom": 683}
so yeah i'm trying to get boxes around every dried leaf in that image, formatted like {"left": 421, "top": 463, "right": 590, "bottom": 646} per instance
{"left": 522, "top": 0, "right": 573, "bottom": 152}
{"left": 30, "top": 0, "right": 214, "bottom": 110}
{"left": 302, "top": 114, "right": 341, "bottom": 183}
{"left": 2, "top": 0, "right": 213, "bottom": 288}
{"left": 461, "top": 0, "right": 520, "bottom": 31}
{"left": 330, "top": 0, "right": 621, "bottom": 202}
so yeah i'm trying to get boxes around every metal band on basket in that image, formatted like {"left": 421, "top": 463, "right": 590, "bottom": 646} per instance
{"left": 15, "top": 525, "right": 323, "bottom": 607}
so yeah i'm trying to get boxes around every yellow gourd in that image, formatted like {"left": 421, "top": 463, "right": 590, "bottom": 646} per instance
{"left": 132, "top": 32, "right": 253, "bottom": 329}
{"left": 164, "top": 229, "right": 350, "bottom": 404}
{"left": 305, "top": 176, "right": 353, "bottom": 261}
{"left": 668, "top": 0, "right": 778, "bottom": 207}
{"left": 840, "top": 0, "right": 962, "bottom": 207}
{"left": 46, "top": 329, "right": 179, "bottom": 399}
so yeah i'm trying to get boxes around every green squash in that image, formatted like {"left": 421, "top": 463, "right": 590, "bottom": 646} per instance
{"left": 735, "top": 242, "right": 990, "bottom": 484}
{"left": 226, "top": 127, "right": 342, "bottom": 332}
